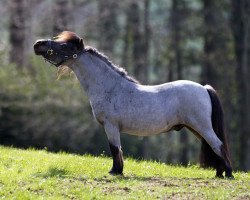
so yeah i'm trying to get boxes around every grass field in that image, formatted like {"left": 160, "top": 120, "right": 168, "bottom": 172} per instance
{"left": 0, "top": 146, "right": 249, "bottom": 199}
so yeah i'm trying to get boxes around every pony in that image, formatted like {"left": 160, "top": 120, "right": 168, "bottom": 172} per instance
{"left": 34, "top": 31, "right": 233, "bottom": 178}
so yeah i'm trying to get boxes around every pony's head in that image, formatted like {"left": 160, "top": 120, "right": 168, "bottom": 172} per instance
{"left": 34, "top": 31, "right": 84, "bottom": 67}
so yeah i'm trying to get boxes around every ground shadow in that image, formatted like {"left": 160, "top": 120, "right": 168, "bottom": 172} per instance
{"left": 33, "top": 166, "right": 69, "bottom": 178}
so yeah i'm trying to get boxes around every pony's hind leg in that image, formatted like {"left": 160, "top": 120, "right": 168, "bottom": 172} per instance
{"left": 104, "top": 121, "right": 124, "bottom": 175}
{"left": 192, "top": 126, "right": 233, "bottom": 178}
{"left": 202, "top": 85, "right": 233, "bottom": 178}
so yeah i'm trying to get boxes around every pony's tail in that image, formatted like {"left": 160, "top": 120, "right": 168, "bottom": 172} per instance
{"left": 200, "top": 85, "right": 231, "bottom": 170}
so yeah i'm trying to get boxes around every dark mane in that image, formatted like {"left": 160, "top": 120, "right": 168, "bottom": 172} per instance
{"left": 85, "top": 47, "right": 139, "bottom": 84}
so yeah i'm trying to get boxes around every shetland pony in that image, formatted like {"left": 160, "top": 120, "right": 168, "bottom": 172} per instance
{"left": 34, "top": 31, "right": 233, "bottom": 178}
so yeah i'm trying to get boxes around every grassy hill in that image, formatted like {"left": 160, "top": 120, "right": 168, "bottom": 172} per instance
{"left": 0, "top": 146, "right": 249, "bottom": 199}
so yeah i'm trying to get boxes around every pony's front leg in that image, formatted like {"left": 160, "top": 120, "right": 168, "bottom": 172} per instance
{"left": 104, "top": 122, "right": 124, "bottom": 175}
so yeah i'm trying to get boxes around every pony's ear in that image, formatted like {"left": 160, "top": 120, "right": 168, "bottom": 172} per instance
{"left": 77, "top": 38, "right": 84, "bottom": 50}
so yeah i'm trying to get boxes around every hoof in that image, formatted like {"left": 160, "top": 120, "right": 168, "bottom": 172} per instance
{"left": 225, "top": 174, "right": 234, "bottom": 179}
{"left": 225, "top": 169, "right": 234, "bottom": 179}
{"left": 215, "top": 173, "right": 234, "bottom": 179}
{"left": 109, "top": 169, "right": 123, "bottom": 176}
{"left": 216, "top": 170, "right": 224, "bottom": 178}
{"left": 215, "top": 174, "right": 224, "bottom": 179}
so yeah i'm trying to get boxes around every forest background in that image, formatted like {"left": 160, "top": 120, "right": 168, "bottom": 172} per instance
{"left": 0, "top": 0, "right": 249, "bottom": 171}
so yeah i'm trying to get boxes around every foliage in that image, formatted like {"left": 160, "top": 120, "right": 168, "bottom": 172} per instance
{"left": 0, "top": 146, "right": 249, "bottom": 199}
{"left": 0, "top": 56, "right": 98, "bottom": 153}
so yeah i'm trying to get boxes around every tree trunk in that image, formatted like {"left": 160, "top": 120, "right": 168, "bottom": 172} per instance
{"left": 98, "top": 0, "right": 119, "bottom": 54}
{"left": 231, "top": 0, "right": 250, "bottom": 170}
{"left": 202, "top": 0, "right": 220, "bottom": 87}
{"left": 122, "top": 17, "right": 130, "bottom": 69}
{"left": 143, "top": 0, "right": 150, "bottom": 81}
{"left": 9, "top": 0, "right": 29, "bottom": 67}
{"left": 129, "top": 2, "right": 148, "bottom": 83}
{"left": 53, "top": 0, "right": 71, "bottom": 35}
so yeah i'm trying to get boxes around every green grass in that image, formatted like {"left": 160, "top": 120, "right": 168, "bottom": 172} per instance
{"left": 0, "top": 146, "right": 249, "bottom": 199}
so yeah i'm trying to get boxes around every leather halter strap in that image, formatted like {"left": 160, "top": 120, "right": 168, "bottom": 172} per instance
{"left": 45, "top": 39, "right": 85, "bottom": 67}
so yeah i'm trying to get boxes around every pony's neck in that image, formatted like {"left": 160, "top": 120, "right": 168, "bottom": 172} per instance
{"left": 70, "top": 52, "right": 129, "bottom": 99}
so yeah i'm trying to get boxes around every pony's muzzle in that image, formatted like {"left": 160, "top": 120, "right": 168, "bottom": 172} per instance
{"left": 34, "top": 39, "right": 49, "bottom": 55}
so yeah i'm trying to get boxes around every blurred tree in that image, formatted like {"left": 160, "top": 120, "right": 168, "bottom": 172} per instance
{"left": 53, "top": 0, "right": 72, "bottom": 35}
{"left": 231, "top": 0, "right": 250, "bottom": 170}
{"left": 122, "top": 4, "right": 130, "bottom": 69}
{"left": 201, "top": 0, "right": 233, "bottom": 88}
{"left": 202, "top": 0, "right": 219, "bottom": 87}
{"left": 98, "top": 0, "right": 119, "bottom": 54}
{"left": 123, "top": 1, "right": 148, "bottom": 82}
{"left": 143, "top": 0, "right": 151, "bottom": 81}
{"left": 131, "top": 2, "right": 148, "bottom": 83}
{"left": 9, "top": 0, "right": 29, "bottom": 67}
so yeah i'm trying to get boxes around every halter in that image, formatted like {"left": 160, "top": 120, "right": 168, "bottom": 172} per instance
{"left": 45, "top": 39, "right": 84, "bottom": 67}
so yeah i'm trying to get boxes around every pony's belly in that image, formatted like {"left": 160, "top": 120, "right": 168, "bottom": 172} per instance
{"left": 121, "top": 121, "right": 174, "bottom": 136}
{"left": 119, "top": 109, "right": 180, "bottom": 136}
{"left": 122, "top": 127, "right": 170, "bottom": 136}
